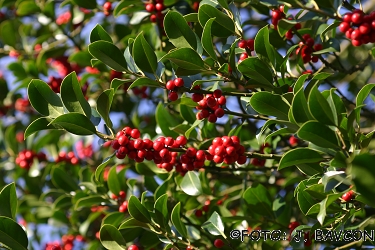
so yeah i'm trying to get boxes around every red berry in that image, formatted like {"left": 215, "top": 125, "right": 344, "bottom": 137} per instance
{"left": 150, "top": 14, "right": 157, "bottom": 22}
{"left": 339, "top": 22, "right": 350, "bottom": 33}
{"left": 145, "top": 3, "right": 155, "bottom": 12}
{"left": 195, "top": 209, "right": 203, "bottom": 217}
{"left": 153, "top": 141, "right": 164, "bottom": 151}
{"left": 192, "top": 93, "right": 204, "bottom": 102}
{"left": 359, "top": 23, "right": 370, "bottom": 34}
{"left": 351, "top": 29, "right": 361, "bottom": 40}
{"left": 302, "top": 34, "right": 311, "bottom": 40}
{"left": 288, "top": 221, "right": 300, "bottom": 231}
{"left": 342, "top": 13, "right": 352, "bottom": 23}
{"left": 271, "top": 9, "right": 282, "bottom": 20}
{"left": 155, "top": 3, "right": 164, "bottom": 11}
{"left": 313, "top": 44, "right": 323, "bottom": 51}
{"left": 285, "top": 30, "right": 293, "bottom": 39}
{"left": 213, "top": 89, "right": 222, "bottom": 98}
{"left": 213, "top": 137, "right": 223, "bottom": 146}
{"left": 342, "top": 190, "right": 354, "bottom": 202}
{"left": 214, "top": 145, "right": 225, "bottom": 156}
{"left": 247, "top": 39, "right": 255, "bottom": 50}
{"left": 311, "top": 56, "right": 319, "bottom": 63}
{"left": 118, "top": 135, "right": 129, "bottom": 146}
{"left": 352, "top": 39, "right": 362, "bottom": 47}
{"left": 214, "top": 108, "right": 224, "bottom": 118}
{"left": 196, "top": 150, "right": 206, "bottom": 161}
{"left": 238, "top": 40, "right": 247, "bottom": 48}
{"left": 239, "top": 52, "right": 248, "bottom": 60}
{"left": 103, "top": 2, "right": 112, "bottom": 11}
{"left": 119, "top": 191, "right": 126, "bottom": 198}
{"left": 305, "top": 38, "right": 314, "bottom": 47}
{"left": 217, "top": 96, "right": 226, "bottom": 105}
{"left": 128, "top": 245, "right": 139, "bottom": 250}
{"left": 206, "top": 96, "right": 217, "bottom": 108}
{"left": 186, "top": 147, "right": 197, "bottom": 157}
{"left": 130, "top": 129, "right": 140, "bottom": 139}
{"left": 176, "top": 135, "right": 187, "bottom": 146}
{"left": 186, "top": 246, "right": 194, "bottom": 250}
{"left": 166, "top": 80, "right": 175, "bottom": 90}
{"left": 159, "top": 148, "right": 170, "bottom": 159}
{"left": 133, "top": 139, "right": 144, "bottom": 149}
{"left": 237, "top": 155, "right": 247, "bottom": 164}
{"left": 164, "top": 137, "right": 174, "bottom": 146}
{"left": 208, "top": 114, "right": 217, "bottom": 123}
{"left": 174, "top": 78, "right": 184, "bottom": 87}
{"left": 351, "top": 12, "right": 364, "bottom": 24}
{"left": 289, "top": 135, "right": 298, "bottom": 146}
{"left": 214, "top": 239, "right": 224, "bottom": 248}
{"left": 168, "top": 91, "right": 178, "bottom": 101}
{"left": 294, "top": 23, "right": 301, "bottom": 30}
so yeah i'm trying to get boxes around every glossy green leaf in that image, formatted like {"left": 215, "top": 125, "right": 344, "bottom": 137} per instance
{"left": 296, "top": 163, "right": 323, "bottom": 176}
{"left": 171, "top": 202, "right": 187, "bottom": 238}
{"left": 279, "top": 148, "right": 324, "bottom": 170}
{"left": 128, "top": 77, "right": 161, "bottom": 90}
{"left": 27, "top": 79, "right": 64, "bottom": 117}
{"left": 133, "top": 33, "right": 158, "bottom": 74}
{"left": 277, "top": 19, "right": 296, "bottom": 37}
{"left": 16, "top": 1, "right": 40, "bottom": 16}
{"left": 291, "top": 88, "right": 313, "bottom": 124}
{"left": 250, "top": 92, "right": 290, "bottom": 120}
{"left": 118, "top": 218, "right": 154, "bottom": 231}
{"left": 155, "top": 103, "right": 179, "bottom": 137}
{"left": 100, "top": 224, "right": 126, "bottom": 250}
{"left": 0, "top": 20, "right": 18, "bottom": 47}
{"left": 0, "top": 216, "right": 28, "bottom": 250}
{"left": 88, "top": 41, "right": 127, "bottom": 72}
{"left": 237, "top": 58, "right": 274, "bottom": 89}
{"left": 95, "top": 153, "right": 115, "bottom": 182}
{"left": 351, "top": 153, "right": 375, "bottom": 207}
{"left": 110, "top": 78, "right": 132, "bottom": 92}
{"left": 102, "top": 212, "right": 126, "bottom": 228}
{"left": 74, "top": 195, "right": 108, "bottom": 210}
{"left": 198, "top": 4, "right": 235, "bottom": 37}
{"left": 97, "top": 89, "right": 114, "bottom": 128}
{"left": 201, "top": 18, "right": 217, "bottom": 60}
{"left": 308, "top": 86, "right": 336, "bottom": 126}
{"left": 90, "top": 24, "right": 113, "bottom": 43}
{"left": 107, "top": 167, "right": 121, "bottom": 196}
{"left": 61, "top": 72, "right": 92, "bottom": 117}
{"left": 297, "top": 121, "right": 339, "bottom": 149}
{"left": 51, "top": 166, "right": 80, "bottom": 192}
{"left": 255, "top": 25, "right": 276, "bottom": 68}
{"left": 202, "top": 212, "right": 226, "bottom": 238}
{"left": 135, "top": 162, "right": 167, "bottom": 175}
{"left": 0, "top": 183, "right": 17, "bottom": 219}
{"left": 51, "top": 113, "right": 96, "bottom": 136}
{"left": 71, "top": 0, "right": 97, "bottom": 9}
{"left": 180, "top": 171, "right": 202, "bottom": 196}
{"left": 243, "top": 183, "right": 274, "bottom": 218}
{"left": 317, "top": 193, "right": 341, "bottom": 225}
{"left": 161, "top": 48, "right": 205, "bottom": 70}
{"left": 355, "top": 83, "right": 375, "bottom": 123}
{"left": 296, "top": 181, "right": 316, "bottom": 215}
{"left": 68, "top": 50, "right": 93, "bottom": 67}
{"left": 128, "top": 196, "right": 151, "bottom": 223}
{"left": 164, "top": 10, "right": 198, "bottom": 50}
{"left": 154, "top": 194, "right": 169, "bottom": 229}
{"left": 4, "top": 125, "right": 17, "bottom": 156}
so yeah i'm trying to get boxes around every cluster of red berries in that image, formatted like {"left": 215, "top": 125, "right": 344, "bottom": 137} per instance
{"left": 56, "top": 11, "right": 71, "bottom": 25}
{"left": 119, "top": 200, "right": 129, "bottom": 213}
{"left": 285, "top": 21, "right": 302, "bottom": 40}
{"left": 207, "top": 136, "right": 247, "bottom": 164}
{"left": 15, "top": 98, "right": 31, "bottom": 113}
{"left": 250, "top": 143, "right": 270, "bottom": 167}
{"left": 237, "top": 38, "right": 254, "bottom": 63}
{"left": 47, "top": 56, "right": 81, "bottom": 77}
{"left": 48, "top": 76, "right": 63, "bottom": 93}
{"left": 339, "top": 9, "right": 375, "bottom": 46}
{"left": 15, "top": 150, "right": 46, "bottom": 169}
{"left": 295, "top": 34, "right": 322, "bottom": 64}
{"left": 103, "top": 2, "right": 112, "bottom": 16}
{"left": 145, "top": 0, "right": 165, "bottom": 23}
{"left": 288, "top": 221, "right": 300, "bottom": 240}
{"left": 341, "top": 189, "right": 355, "bottom": 202}
{"left": 271, "top": 5, "right": 286, "bottom": 29}
{"left": 111, "top": 190, "right": 126, "bottom": 202}
{"left": 166, "top": 78, "right": 184, "bottom": 101}
{"left": 178, "top": 147, "right": 207, "bottom": 172}
{"left": 192, "top": 89, "right": 226, "bottom": 123}
{"left": 55, "top": 151, "right": 79, "bottom": 165}
{"left": 45, "top": 235, "right": 85, "bottom": 250}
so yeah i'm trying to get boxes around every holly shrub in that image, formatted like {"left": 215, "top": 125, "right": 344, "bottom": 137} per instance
{"left": 1, "top": 0, "right": 375, "bottom": 249}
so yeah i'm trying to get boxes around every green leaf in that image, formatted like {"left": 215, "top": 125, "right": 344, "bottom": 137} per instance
{"left": 297, "top": 121, "right": 339, "bottom": 149}
{"left": 0, "top": 183, "right": 17, "bottom": 219}
{"left": 250, "top": 92, "right": 290, "bottom": 120}
{"left": 308, "top": 86, "right": 336, "bottom": 126}
{"left": 16, "top": 1, "right": 40, "bottom": 16}
{"left": 351, "top": 153, "right": 375, "bottom": 207}
{"left": 255, "top": 25, "right": 276, "bottom": 68}
{"left": 100, "top": 224, "right": 127, "bottom": 250}
{"left": 27, "top": 79, "right": 64, "bottom": 117}
{"left": 90, "top": 24, "right": 113, "bottom": 43}
{"left": 202, "top": 211, "right": 226, "bottom": 238}
{"left": 51, "top": 113, "right": 96, "bottom": 136}
{"left": 154, "top": 194, "right": 169, "bottom": 229}
{"left": 68, "top": 50, "right": 93, "bottom": 67}
{"left": 135, "top": 162, "right": 167, "bottom": 175}
{"left": 237, "top": 58, "right": 274, "bottom": 89}
{"left": 71, "top": 0, "right": 97, "bottom": 9}
{"left": 133, "top": 32, "right": 158, "bottom": 74}
{"left": 118, "top": 218, "right": 154, "bottom": 231}
{"left": 243, "top": 183, "right": 274, "bottom": 218}
{"left": 201, "top": 18, "right": 217, "bottom": 60}
{"left": 164, "top": 10, "right": 198, "bottom": 50}
{"left": 279, "top": 148, "right": 324, "bottom": 170}
{"left": 171, "top": 202, "right": 187, "bottom": 238}
{"left": 110, "top": 78, "right": 133, "bottom": 92}
{"left": 74, "top": 195, "right": 108, "bottom": 210}
{"left": 61, "top": 72, "right": 92, "bottom": 117}
{"left": 51, "top": 166, "right": 80, "bottom": 192}
{"left": 97, "top": 89, "right": 114, "bottom": 128}
{"left": 198, "top": 4, "right": 235, "bottom": 37}
{"left": 128, "top": 196, "right": 151, "bottom": 223}
{"left": 161, "top": 48, "right": 205, "bottom": 70}
{"left": 88, "top": 41, "right": 127, "bottom": 72}
{"left": 128, "top": 77, "right": 161, "bottom": 90}
{"left": 355, "top": 83, "right": 375, "bottom": 123}
{"left": 291, "top": 88, "right": 313, "bottom": 124}
{"left": 95, "top": 153, "right": 115, "bottom": 182}
{"left": 0, "top": 216, "right": 28, "bottom": 250}
{"left": 317, "top": 193, "right": 341, "bottom": 225}
{"left": 102, "top": 212, "right": 126, "bottom": 228}
{"left": 296, "top": 182, "right": 316, "bottom": 215}
{"left": 155, "top": 103, "right": 179, "bottom": 137}
{"left": 180, "top": 171, "right": 202, "bottom": 196}
{"left": 107, "top": 167, "right": 122, "bottom": 195}
{"left": 4, "top": 125, "right": 17, "bottom": 156}
{"left": 277, "top": 19, "right": 296, "bottom": 37}
{"left": 0, "top": 20, "right": 18, "bottom": 47}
